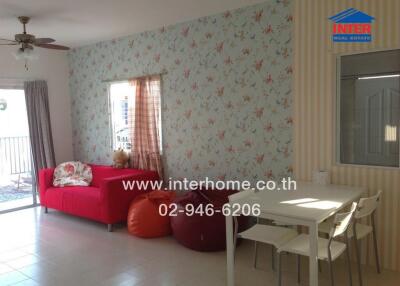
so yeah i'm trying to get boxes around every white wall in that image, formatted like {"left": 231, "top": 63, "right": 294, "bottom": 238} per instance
{"left": 0, "top": 46, "right": 73, "bottom": 164}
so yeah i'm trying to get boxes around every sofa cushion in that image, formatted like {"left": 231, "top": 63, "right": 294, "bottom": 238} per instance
{"left": 45, "top": 186, "right": 102, "bottom": 220}
{"left": 89, "top": 165, "right": 148, "bottom": 187}
{"left": 53, "top": 161, "right": 92, "bottom": 187}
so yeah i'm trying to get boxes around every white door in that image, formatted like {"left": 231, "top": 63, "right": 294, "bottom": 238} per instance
{"left": 355, "top": 77, "right": 400, "bottom": 166}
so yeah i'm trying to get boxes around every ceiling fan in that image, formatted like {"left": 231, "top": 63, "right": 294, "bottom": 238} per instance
{"left": 0, "top": 16, "right": 70, "bottom": 52}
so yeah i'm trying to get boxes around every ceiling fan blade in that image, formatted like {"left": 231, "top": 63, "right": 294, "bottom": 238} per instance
{"left": 34, "top": 38, "right": 55, "bottom": 44}
{"left": 35, "top": 43, "right": 70, "bottom": 50}
{"left": 0, "top": 38, "right": 17, "bottom": 43}
{"left": 0, "top": 43, "right": 18, "bottom": 45}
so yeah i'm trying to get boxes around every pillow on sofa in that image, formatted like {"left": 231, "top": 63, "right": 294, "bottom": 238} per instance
{"left": 53, "top": 161, "right": 93, "bottom": 187}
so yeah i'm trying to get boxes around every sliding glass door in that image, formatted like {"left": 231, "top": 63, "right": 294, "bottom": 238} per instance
{"left": 0, "top": 88, "right": 36, "bottom": 213}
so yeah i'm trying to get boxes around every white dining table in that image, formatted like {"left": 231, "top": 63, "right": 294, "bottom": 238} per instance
{"left": 225, "top": 181, "right": 365, "bottom": 286}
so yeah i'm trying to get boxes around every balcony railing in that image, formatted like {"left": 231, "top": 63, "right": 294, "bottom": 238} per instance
{"left": 0, "top": 136, "right": 32, "bottom": 176}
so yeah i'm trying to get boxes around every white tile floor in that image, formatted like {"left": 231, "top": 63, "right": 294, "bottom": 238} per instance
{"left": 0, "top": 207, "right": 398, "bottom": 286}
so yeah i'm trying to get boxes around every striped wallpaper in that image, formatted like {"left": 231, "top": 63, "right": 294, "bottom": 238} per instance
{"left": 293, "top": 0, "right": 400, "bottom": 271}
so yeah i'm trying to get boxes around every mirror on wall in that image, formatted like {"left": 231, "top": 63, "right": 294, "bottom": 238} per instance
{"left": 337, "top": 49, "right": 400, "bottom": 167}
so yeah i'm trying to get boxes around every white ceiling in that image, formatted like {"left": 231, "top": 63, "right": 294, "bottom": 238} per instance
{"left": 0, "top": 0, "right": 265, "bottom": 48}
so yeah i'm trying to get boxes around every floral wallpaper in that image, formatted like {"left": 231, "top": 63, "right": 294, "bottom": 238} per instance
{"left": 68, "top": 0, "right": 293, "bottom": 183}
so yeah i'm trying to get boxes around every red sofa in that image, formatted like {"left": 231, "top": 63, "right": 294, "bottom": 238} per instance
{"left": 39, "top": 164, "right": 159, "bottom": 231}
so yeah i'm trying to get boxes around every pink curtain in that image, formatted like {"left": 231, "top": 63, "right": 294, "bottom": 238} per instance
{"left": 128, "top": 76, "right": 163, "bottom": 178}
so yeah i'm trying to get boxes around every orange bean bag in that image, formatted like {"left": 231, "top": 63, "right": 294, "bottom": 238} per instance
{"left": 127, "top": 190, "right": 176, "bottom": 238}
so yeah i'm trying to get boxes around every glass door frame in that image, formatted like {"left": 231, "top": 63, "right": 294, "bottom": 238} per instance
{"left": 0, "top": 81, "right": 39, "bottom": 214}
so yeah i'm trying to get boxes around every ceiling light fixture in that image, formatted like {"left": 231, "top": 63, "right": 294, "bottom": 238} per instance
{"left": 13, "top": 47, "right": 38, "bottom": 61}
{"left": 12, "top": 45, "right": 39, "bottom": 70}
{"left": 0, "top": 16, "right": 70, "bottom": 71}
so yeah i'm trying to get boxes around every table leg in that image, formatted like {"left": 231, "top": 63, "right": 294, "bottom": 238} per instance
{"left": 226, "top": 214, "right": 234, "bottom": 286}
{"left": 309, "top": 223, "right": 319, "bottom": 286}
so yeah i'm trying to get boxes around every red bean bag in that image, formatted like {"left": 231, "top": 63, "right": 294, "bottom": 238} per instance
{"left": 171, "top": 188, "right": 248, "bottom": 252}
{"left": 127, "top": 190, "right": 176, "bottom": 238}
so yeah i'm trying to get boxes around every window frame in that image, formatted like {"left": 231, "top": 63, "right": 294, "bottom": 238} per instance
{"left": 107, "top": 79, "right": 163, "bottom": 154}
{"left": 108, "top": 80, "right": 131, "bottom": 151}
{"left": 335, "top": 48, "right": 400, "bottom": 169}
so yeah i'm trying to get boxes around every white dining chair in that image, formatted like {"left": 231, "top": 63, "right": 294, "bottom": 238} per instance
{"left": 318, "top": 190, "right": 382, "bottom": 286}
{"left": 276, "top": 202, "right": 357, "bottom": 286}
{"left": 230, "top": 190, "right": 298, "bottom": 270}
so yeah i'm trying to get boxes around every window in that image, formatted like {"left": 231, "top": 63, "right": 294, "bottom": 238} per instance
{"left": 109, "top": 82, "right": 135, "bottom": 150}
{"left": 337, "top": 49, "right": 400, "bottom": 167}
{"left": 109, "top": 78, "right": 162, "bottom": 152}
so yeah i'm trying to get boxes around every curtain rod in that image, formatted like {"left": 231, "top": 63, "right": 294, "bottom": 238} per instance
{"left": 0, "top": 77, "right": 41, "bottom": 81}
{"left": 0, "top": 78, "right": 41, "bottom": 89}
{"left": 102, "top": 71, "right": 167, "bottom": 83}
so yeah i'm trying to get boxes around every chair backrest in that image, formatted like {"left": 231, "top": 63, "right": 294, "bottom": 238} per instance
{"left": 228, "top": 189, "right": 254, "bottom": 203}
{"left": 330, "top": 202, "right": 357, "bottom": 238}
{"left": 355, "top": 190, "right": 382, "bottom": 219}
